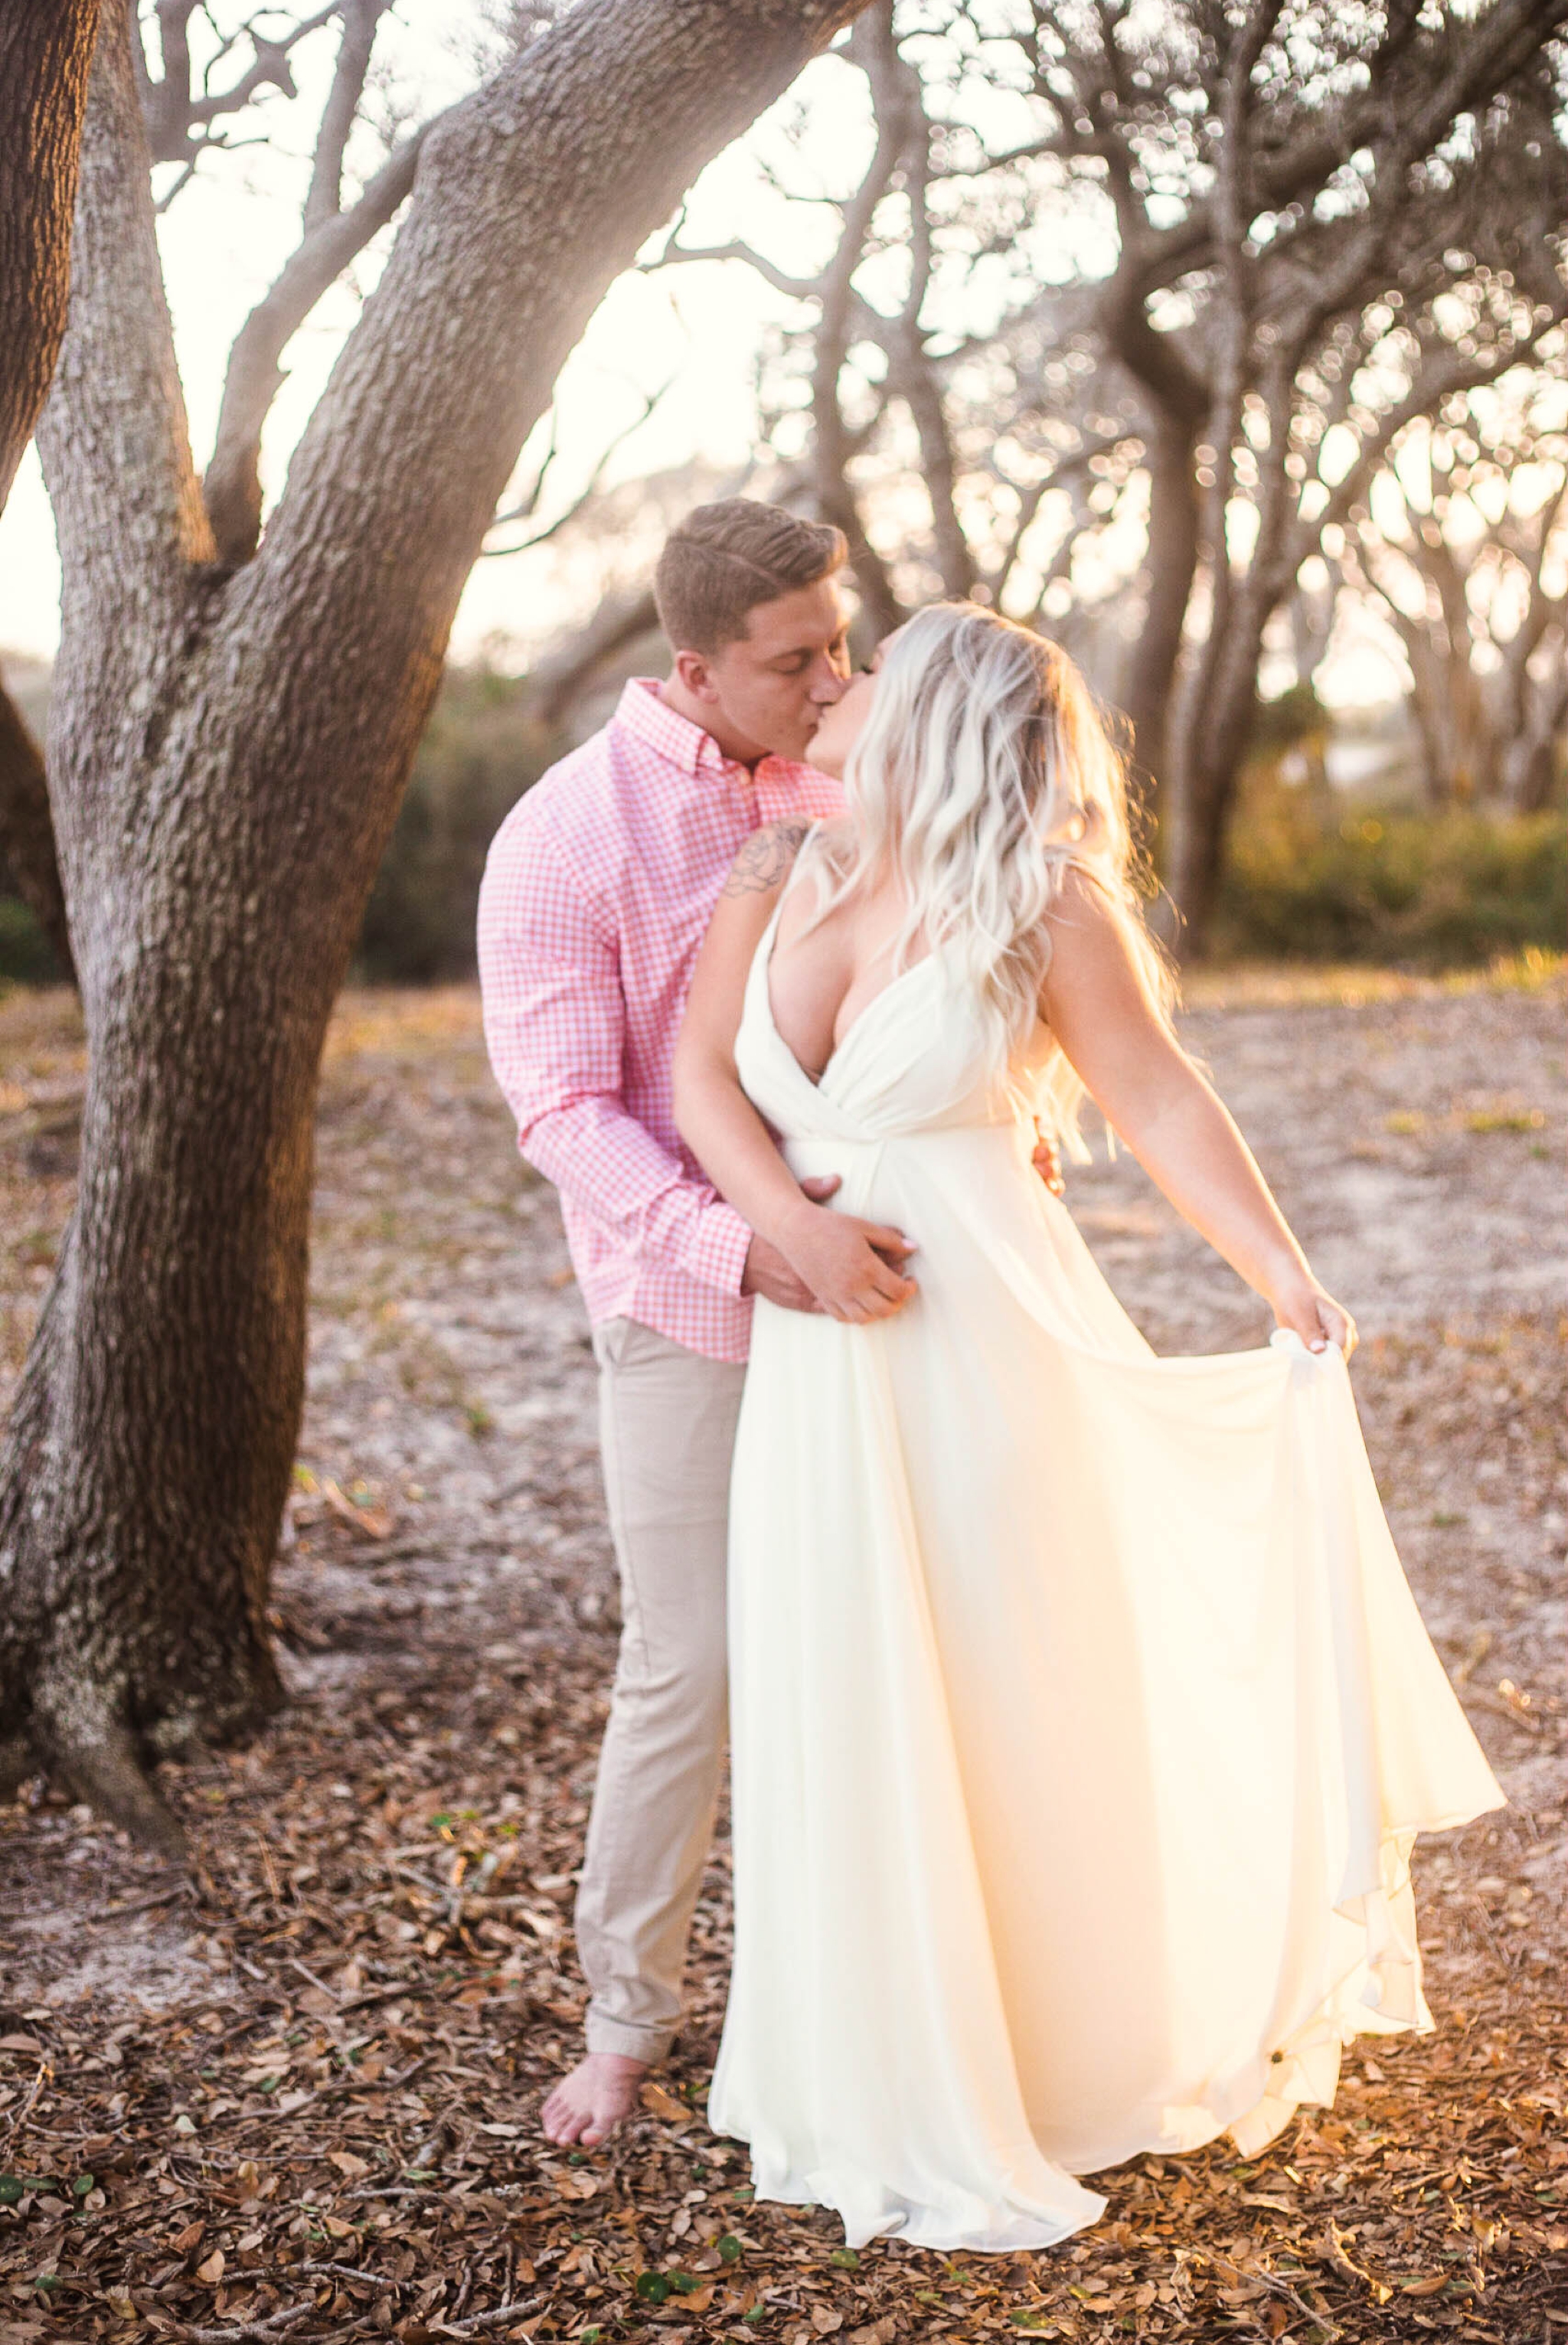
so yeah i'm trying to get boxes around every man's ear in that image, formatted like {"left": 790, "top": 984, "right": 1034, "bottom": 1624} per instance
{"left": 671, "top": 648, "right": 721, "bottom": 702}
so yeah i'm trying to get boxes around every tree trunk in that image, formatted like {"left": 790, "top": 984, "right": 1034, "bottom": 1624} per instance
{"left": 0, "top": 0, "right": 103, "bottom": 996}
{"left": 1116, "top": 405, "right": 1200, "bottom": 834}
{"left": 1163, "top": 582, "right": 1273, "bottom": 956}
{"left": 0, "top": 0, "right": 101, "bottom": 507}
{"left": 0, "top": 0, "right": 871, "bottom": 1850}
{"left": 1506, "top": 662, "right": 1568, "bottom": 814}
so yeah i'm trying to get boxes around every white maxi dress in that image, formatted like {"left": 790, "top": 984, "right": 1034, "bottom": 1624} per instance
{"left": 707, "top": 868, "right": 1505, "bottom": 2255}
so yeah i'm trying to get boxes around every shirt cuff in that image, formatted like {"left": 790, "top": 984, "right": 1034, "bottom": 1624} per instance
{"left": 684, "top": 1200, "right": 754, "bottom": 1298}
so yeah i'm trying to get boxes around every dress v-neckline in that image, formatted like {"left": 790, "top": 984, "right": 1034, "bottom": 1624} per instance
{"left": 760, "top": 890, "right": 936, "bottom": 1092}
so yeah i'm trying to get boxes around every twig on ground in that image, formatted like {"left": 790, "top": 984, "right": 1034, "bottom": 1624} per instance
{"left": 433, "top": 2301, "right": 542, "bottom": 2337}
{"left": 289, "top": 1957, "right": 343, "bottom": 2003}
{"left": 186, "top": 2294, "right": 544, "bottom": 2345}
{"left": 0, "top": 2057, "right": 49, "bottom": 2150}
{"left": 89, "top": 1883, "right": 191, "bottom": 1922}
{"left": 181, "top": 2306, "right": 315, "bottom": 2343}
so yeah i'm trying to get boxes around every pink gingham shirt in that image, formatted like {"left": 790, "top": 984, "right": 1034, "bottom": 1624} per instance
{"left": 477, "top": 678, "right": 844, "bottom": 1363}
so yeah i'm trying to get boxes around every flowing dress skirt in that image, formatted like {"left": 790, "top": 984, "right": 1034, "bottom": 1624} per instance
{"left": 710, "top": 1115, "right": 1505, "bottom": 2252}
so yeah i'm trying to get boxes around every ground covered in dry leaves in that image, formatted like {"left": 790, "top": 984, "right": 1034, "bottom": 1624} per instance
{"left": 1, "top": 962, "right": 1563, "bottom": 2345}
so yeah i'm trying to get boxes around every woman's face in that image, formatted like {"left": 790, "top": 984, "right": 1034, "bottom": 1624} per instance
{"left": 803, "top": 634, "right": 893, "bottom": 778}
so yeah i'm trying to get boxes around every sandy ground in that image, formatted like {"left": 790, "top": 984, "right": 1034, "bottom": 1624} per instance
{"left": 0, "top": 962, "right": 1562, "bottom": 2343}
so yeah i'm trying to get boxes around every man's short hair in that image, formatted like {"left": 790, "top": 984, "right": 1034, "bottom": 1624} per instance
{"left": 654, "top": 498, "right": 848, "bottom": 658}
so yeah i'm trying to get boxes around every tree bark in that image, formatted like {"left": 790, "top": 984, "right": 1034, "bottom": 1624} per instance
{"left": 0, "top": 0, "right": 871, "bottom": 1849}
{"left": 1507, "top": 670, "right": 1568, "bottom": 813}
{"left": 0, "top": 0, "right": 102, "bottom": 996}
{"left": 0, "top": 0, "right": 102, "bottom": 508}
{"left": 1115, "top": 404, "right": 1200, "bottom": 831}
{"left": 1162, "top": 578, "right": 1274, "bottom": 957}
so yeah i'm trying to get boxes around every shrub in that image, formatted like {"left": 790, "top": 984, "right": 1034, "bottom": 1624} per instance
{"left": 354, "top": 667, "right": 561, "bottom": 982}
{"left": 0, "top": 890, "right": 64, "bottom": 985}
{"left": 0, "top": 664, "right": 561, "bottom": 988}
{"left": 1214, "top": 789, "right": 1566, "bottom": 965}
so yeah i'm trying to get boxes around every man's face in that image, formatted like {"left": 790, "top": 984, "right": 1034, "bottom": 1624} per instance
{"left": 674, "top": 576, "right": 852, "bottom": 764}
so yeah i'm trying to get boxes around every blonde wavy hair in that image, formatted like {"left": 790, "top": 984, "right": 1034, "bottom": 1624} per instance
{"left": 805, "top": 601, "right": 1175, "bottom": 1152}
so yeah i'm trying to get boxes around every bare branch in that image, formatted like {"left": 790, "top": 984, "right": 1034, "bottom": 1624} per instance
{"left": 645, "top": 234, "right": 818, "bottom": 302}
{"left": 141, "top": 0, "right": 341, "bottom": 166}
{"left": 482, "top": 376, "right": 677, "bottom": 557}
{"left": 871, "top": 24, "right": 971, "bottom": 595}
{"left": 526, "top": 587, "right": 662, "bottom": 725}
{"left": 204, "top": 117, "right": 439, "bottom": 564}
{"left": 304, "top": 0, "right": 390, "bottom": 231}
{"left": 1285, "top": 316, "right": 1566, "bottom": 598}
{"left": 241, "top": 0, "right": 878, "bottom": 708}
{"left": 805, "top": 1, "right": 911, "bottom": 631}
{"left": 38, "top": 0, "right": 214, "bottom": 607}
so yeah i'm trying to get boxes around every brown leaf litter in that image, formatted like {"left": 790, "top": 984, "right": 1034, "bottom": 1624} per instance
{"left": 2, "top": 965, "right": 1563, "bottom": 2343}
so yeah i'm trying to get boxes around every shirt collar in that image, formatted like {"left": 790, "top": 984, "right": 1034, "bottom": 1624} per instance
{"left": 614, "top": 677, "right": 817, "bottom": 797}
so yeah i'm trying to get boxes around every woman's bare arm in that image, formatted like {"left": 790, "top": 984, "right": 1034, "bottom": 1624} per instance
{"left": 673, "top": 827, "right": 918, "bottom": 1324}
{"left": 1040, "top": 872, "right": 1354, "bottom": 1354}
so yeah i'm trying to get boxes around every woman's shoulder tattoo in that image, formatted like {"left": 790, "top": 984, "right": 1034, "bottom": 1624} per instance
{"left": 721, "top": 821, "right": 810, "bottom": 897}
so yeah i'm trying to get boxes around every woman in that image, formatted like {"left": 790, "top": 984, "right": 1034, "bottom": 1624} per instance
{"left": 671, "top": 604, "right": 1503, "bottom": 2254}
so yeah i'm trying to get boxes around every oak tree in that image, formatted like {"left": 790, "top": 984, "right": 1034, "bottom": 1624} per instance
{"left": 657, "top": 0, "right": 1567, "bottom": 945}
{"left": 0, "top": 0, "right": 870, "bottom": 1851}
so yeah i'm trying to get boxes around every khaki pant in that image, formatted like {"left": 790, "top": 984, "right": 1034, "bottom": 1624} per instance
{"left": 576, "top": 1318, "right": 747, "bottom": 2062}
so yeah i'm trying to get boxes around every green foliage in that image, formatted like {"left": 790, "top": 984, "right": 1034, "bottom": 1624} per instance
{"left": 1246, "top": 683, "right": 1328, "bottom": 756}
{"left": 0, "top": 662, "right": 562, "bottom": 988}
{"left": 354, "top": 666, "right": 561, "bottom": 983}
{"left": 0, "top": 893, "right": 64, "bottom": 985}
{"left": 5, "top": 670, "right": 1561, "bottom": 982}
{"left": 1214, "top": 771, "right": 1566, "bottom": 965}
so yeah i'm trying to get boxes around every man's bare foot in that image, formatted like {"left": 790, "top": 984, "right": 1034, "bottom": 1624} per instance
{"left": 541, "top": 2052, "right": 648, "bottom": 2147}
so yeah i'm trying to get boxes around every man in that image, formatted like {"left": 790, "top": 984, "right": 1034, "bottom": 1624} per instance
{"left": 477, "top": 500, "right": 856, "bottom": 2147}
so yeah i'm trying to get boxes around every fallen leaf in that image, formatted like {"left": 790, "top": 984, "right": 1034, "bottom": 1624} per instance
{"left": 639, "top": 2081, "right": 691, "bottom": 2125}
{"left": 195, "top": 2250, "right": 226, "bottom": 2285}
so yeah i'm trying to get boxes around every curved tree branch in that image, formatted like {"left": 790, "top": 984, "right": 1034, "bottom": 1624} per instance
{"left": 204, "top": 117, "right": 439, "bottom": 563}
{"left": 528, "top": 586, "right": 662, "bottom": 726}
{"left": 140, "top": 0, "right": 340, "bottom": 166}
{"left": 302, "top": 0, "right": 389, "bottom": 230}
{"left": 39, "top": 0, "right": 214, "bottom": 612}
{"left": 0, "top": 0, "right": 103, "bottom": 508}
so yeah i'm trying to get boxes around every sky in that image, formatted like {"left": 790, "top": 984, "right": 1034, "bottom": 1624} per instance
{"left": 0, "top": 8, "right": 867, "bottom": 672}
{"left": 0, "top": 1, "right": 1521, "bottom": 709}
